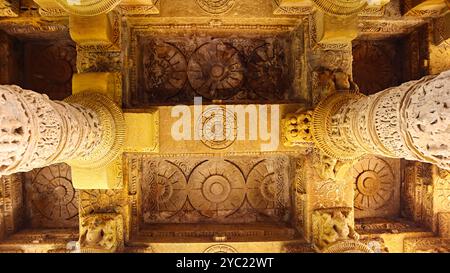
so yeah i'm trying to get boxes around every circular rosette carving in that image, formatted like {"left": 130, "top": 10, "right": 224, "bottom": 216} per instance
{"left": 187, "top": 42, "right": 244, "bottom": 100}
{"left": 204, "top": 244, "right": 238, "bottom": 253}
{"left": 352, "top": 157, "right": 395, "bottom": 210}
{"left": 322, "top": 240, "right": 374, "bottom": 253}
{"left": 247, "top": 43, "right": 288, "bottom": 100}
{"left": 56, "top": 0, "right": 122, "bottom": 16}
{"left": 247, "top": 161, "right": 279, "bottom": 209}
{"left": 187, "top": 160, "right": 245, "bottom": 218}
{"left": 199, "top": 106, "right": 237, "bottom": 150}
{"left": 196, "top": 0, "right": 236, "bottom": 14}
{"left": 142, "top": 161, "right": 188, "bottom": 219}
{"left": 30, "top": 164, "right": 78, "bottom": 222}
{"left": 80, "top": 190, "right": 125, "bottom": 215}
{"left": 143, "top": 42, "right": 187, "bottom": 100}
{"left": 311, "top": 0, "right": 367, "bottom": 16}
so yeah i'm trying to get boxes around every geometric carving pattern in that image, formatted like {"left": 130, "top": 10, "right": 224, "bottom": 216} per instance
{"left": 140, "top": 156, "right": 290, "bottom": 224}
{"left": 196, "top": 0, "right": 236, "bottom": 14}
{"left": 80, "top": 189, "right": 126, "bottom": 215}
{"left": 203, "top": 244, "right": 238, "bottom": 253}
{"left": 187, "top": 42, "right": 244, "bottom": 100}
{"left": 135, "top": 34, "right": 298, "bottom": 106}
{"left": 352, "top": 156, "right": 399, "bottom": 218}
{"left": 311, "top": 0, "right": 367, "bottom": 16}
{"left": 25, "top": 163, "right": 78, "bottom": 228}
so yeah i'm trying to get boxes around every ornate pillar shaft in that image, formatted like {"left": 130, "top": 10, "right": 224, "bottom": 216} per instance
{"left": 312, "top": 70, "right": 450, "bottom": 170}
{"left": 0, "top": 85, "right": 124, "bottom": 176}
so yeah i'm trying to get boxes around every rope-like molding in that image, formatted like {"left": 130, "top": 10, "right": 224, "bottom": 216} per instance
{"left": 56, "top": 0, "right": 122, "bottom": 16}
{"left": 311, "top": 0, "right": 367, "bottom": 16}
{"left": 312, "top": 92, "right": 364, "bottom": 160}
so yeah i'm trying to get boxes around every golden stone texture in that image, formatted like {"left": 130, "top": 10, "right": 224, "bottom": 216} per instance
{"left": 0, "top": 0, "right": 449, "bottom": 254}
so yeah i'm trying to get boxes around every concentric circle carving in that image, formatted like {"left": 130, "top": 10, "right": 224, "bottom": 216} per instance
{"left": 247, "top": 161, "right": 278, "bottom": 209}
{"left": 322, "top": 240, "right": 374, "bottom": 253}
{"left": 56, "top": 0, "right": 122, "bottom": 16}
{"left": 204, "top": 244, "right": 238, "bottom": 253}
{"left": 311, "top": 0, "right": 368, "bottom": 16}
{"left": 80, "top": 190, "right": 125, "bottom": 215}
{"left": 143, "top": 161, "right": 188, "bottom": 217}
{"left": 188, "top": 160, "right": 245, "bottom": 218}
{"left": 143, "top": 43, "right": 187, "bottom": 100}
{"left": 187, "top": 42, "right": 244, "bottom": 100}
{"left": 30, "top": 164, "right": 78, "bottom": 221}
{"left": 352, "top": 157, "right": 395, "bottom": 210}
{"left": 196, "top": 0, "right": 235, "bottom": 14}
{"left": 199, "top": 106, "right": 237, "bottom": 150}
{"left": 248, "top": 43, "right": 287, "bottom": 100}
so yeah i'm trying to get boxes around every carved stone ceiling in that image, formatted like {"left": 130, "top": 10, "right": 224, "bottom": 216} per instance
{"left": 135, "top": 155, "right": 291, "bottom": 225}
{"left": 131, "top": 30, "right": 305, "bottom": 106}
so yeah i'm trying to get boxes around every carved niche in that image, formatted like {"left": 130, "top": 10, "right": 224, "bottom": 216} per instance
{"left": 352, "top": 26, "right": 428, "bottom": 95}
{"left": 401, "top": 161, "right": 434, "bottom": 229}
{"left": 0, "top": 174, "right": 24, "bottom": 237}
{"left": 133, "top": 32, "right": 302, "bottom": 106}
{"left": 139, "top": 155, "right": 291, "bottom": 224}
{"left": 25, "top": 163, "right": 79, "bottom": 228}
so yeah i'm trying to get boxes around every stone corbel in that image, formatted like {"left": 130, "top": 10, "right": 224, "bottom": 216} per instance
{"left": 0, "top": 0, "right": 18, "bottom": 17}
{"left": 313, "top": 10, "right": 359, "bottom": 46}
{"left": 118, "top": 0, "right": 160, "bottom": 15}
{"left": 79, "top": 213, "right": 124, "bottom": 253}
{"left": 69, "top": 12, "right": 121, "bottom": 51}
{"left": 312, "top": 207, "right": 360, "bottom": 251}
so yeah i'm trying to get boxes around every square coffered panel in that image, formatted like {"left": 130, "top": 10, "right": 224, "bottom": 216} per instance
{"left": 132, "top": 155, "right": 292, "bottom": 225}
{"left": 129, "top": 30, "right": 305, "bottom": 106}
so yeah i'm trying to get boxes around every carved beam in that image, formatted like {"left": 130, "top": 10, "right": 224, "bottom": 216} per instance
{"left": 0, "top": 85, "right": 125, "bottom": 177}
{"left": 118, "top": 0, "right": 160, "bottom": 15}
{"left": 310, "top": 70, "right": 450, "bottom": 170}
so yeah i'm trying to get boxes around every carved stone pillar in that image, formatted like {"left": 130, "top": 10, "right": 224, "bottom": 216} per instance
{"left": 0, "top": 85, "right": 124, "bottom": 176}
{"left": 311, "top": 70, "right": 450, "bottom": 170}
